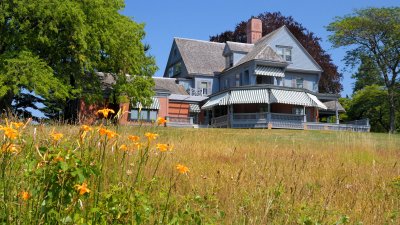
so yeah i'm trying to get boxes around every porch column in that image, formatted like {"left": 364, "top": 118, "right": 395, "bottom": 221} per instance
{"left": 229, "top": 105, "right": 233, "bottom": 128}
{"left": 267, "top": 103, "right": 271, "bottom": 122}
{"left": 335, "top": 100, "right": 339, "bottom": 124}
{"left": 303, "top": 106, "right": 306, "bottom": 122}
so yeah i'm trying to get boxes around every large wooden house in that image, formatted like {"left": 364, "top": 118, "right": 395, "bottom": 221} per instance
{"left": 123, "top": 18, "right": 369, "bottom": 131}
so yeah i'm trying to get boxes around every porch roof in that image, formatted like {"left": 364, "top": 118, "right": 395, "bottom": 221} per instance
{"left": 201, "top": 92, "right": 229, "bottom": 110}
{"left": 270, "top": 89, "right": 314, "bottom": 107}
{"left": 229, "top": 89, "right": 269, "bottom": 104}
{"left": 306, "top": 93, "right": 327, "bottom": 110}
{"left": 255, "top": 66, "right": 285, "bottom": 77}
{"left": 135, "top": 97, "right": 160, "bottom": 109}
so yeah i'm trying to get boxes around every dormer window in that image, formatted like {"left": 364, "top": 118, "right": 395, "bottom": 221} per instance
{"left": 276, "top": 46, "right": 292, "bottom": 62}
{"left": 229, "top": 54, "right": 233, "bottom": 67}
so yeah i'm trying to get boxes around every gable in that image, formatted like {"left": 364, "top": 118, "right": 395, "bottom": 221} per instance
{"left": 163, "top": 41, "right": 189, "bottom": 78}
{"left": 264, "top": 26, "right": 322, "bottom": 72}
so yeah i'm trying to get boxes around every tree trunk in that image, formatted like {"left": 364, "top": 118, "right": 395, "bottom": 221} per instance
{"left": 387, "top": 87, "right": 396, "bottom": 133}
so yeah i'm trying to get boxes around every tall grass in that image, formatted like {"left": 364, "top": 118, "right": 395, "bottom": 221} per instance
{"left": 0, "top": 119, "right": 399, "bottom": 224}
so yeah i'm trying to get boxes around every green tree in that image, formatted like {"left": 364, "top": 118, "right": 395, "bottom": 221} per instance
{"left": 346, "top": 85, "right": 395, "bottom": 132}
{"left": 328, "top": 7, "right": 400, "bottom": 133}
{"left": 0, "top": 0, "right": 157, "bottom": 121}
{"left": 351, "top": 55, "right": 384, "bottom": 92}
{"left": 210, "top": 12, "right": 343, "bottom": 94}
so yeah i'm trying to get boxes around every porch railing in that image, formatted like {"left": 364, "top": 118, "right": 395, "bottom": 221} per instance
{"left": 211, "top": 115, "right": 229, "bottom": 128}
{"left": 210, "top": 112, "right": 370, "bottom": 132}
{"left": 165, "top": 116, "right": 193, "bottom": 127}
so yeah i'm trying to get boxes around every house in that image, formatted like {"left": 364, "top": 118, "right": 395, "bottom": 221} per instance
{"left": 160, "top": 18, "right": 370, "bottom": 131}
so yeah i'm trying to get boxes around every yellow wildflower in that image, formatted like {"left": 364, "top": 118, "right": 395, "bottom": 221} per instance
{"left": 97, "top": 108, "right": 115, "bottom": 118}
{"left": 50, "top": 132, "right": 63, "bottom": 141}
{"left": 128, "top": 135, "right": 140, "bottom": 142}
{"left": 11, "top": 122, "right": 24, "bottom": 129}
{"left": 98, "top": 128, "right": 117, "bottom": 139}
{"left": 80, "top": 125, "right": 92, "bottom": 132}
{"left": 21, "top": 191, "right": 30, "bottom": 201}
{"left": 176, "top": 164, "right": 189, "bottom": 174}
{"left": 75, "top": 182, "right": 91, "bottom": 195}
{"left": 156, "top": 143, "right": 169, "bottom": 152}
{"left": 145, "top": 132, "right": 158, "bottom": 142}
{"left": 53, "top": 156, "right": 64, "bottom": 162}
{"left": 1, "top": 127, "right": 19, "bottom": 140}
{"left": 119, "top": 144, "right": 128, "bottom": 151}
{"left": 133, "top": 142, "right": 143, "bottom": 150}
{"left": 156, "top": 117, "right": 167, "bottom": 126}
{"left": 1, "top": 143, "right": 19, "bottom": 153}
{"left": 99, "top": 128, "right": 108, "bottom": 136}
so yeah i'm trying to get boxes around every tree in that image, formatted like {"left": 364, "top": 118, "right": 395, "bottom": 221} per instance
{"left": 346, "top": 85, "right": 399, "bottom": 132}
{"left": 210, "top": 12, "right": 343, "bottom": 94}
{"left": 0, "top": 0, "right": 157, "bottom": 121}
{"left": 351, "top": 55, "right": 384, "bottom": 92}
{"left": 327, "top": 7, "right": 400, "bottom": 133}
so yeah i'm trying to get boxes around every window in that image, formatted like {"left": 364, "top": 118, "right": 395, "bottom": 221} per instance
{"left": 168, "top": 67, "right": 174, "bottom": 77}
{"left": 244, "top": 70, "right": 249, "bottom": 85}
{"left": 276, "top": 46, "right": 292, "bottom": 62}
{"left": 229, "top": 54, "right": 233, "bottom": 67}
{"left": 292, "top": 107, "right": 304, "bottom": 115}
{"left": 200, "top": 81, "right": 208, "bottom": 95}
{"left": 173, "top": 62, "right": 182, "bottom": 75}
{"left": 130, "top": 109, "right": 158, "bottom": 122}
{"left": 296, "top": 77, "right": 304, "bottom": 88}
{"left": 256, "top": 76, "right": 273, "bottom": 85}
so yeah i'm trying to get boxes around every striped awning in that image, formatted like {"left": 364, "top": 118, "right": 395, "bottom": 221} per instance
{"left": 189, "top": 104, "right": 201, "bottom": 113}
{"left": 306, "top": 93, "right": 327, "bottom": 110}
{"left": 201, "top": 92, "right": 229, "bottom": 110}
{"left": 135, "top": 97, "right": 160, "bottom": 109}
{"left": 229, "top": 89, "right": 269, "bottom": 104}
{"left": 255, "top": 66, "right": 285, "bottom": 77}
{"left": 270, "top": 89, "right": 314, "bottom": 106}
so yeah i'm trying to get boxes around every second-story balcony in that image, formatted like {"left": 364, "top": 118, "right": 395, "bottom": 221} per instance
{"left": 188, "top": 88, "right": 208, "bottom": 96}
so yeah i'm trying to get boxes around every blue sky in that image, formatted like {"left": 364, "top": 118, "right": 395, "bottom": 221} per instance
{"left": 123, "top": 0, "right": 399, "bottom": 97}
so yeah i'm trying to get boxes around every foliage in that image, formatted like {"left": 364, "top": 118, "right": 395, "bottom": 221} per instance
{"left": 209, "top": 12, "right": 342, "bottom": 94}
{"left": 0, "top": 0, "right": 157, "bottom": 120}
{"left": 351, "top": 55, "right": 384, "bottom": 92}
{"left": 327, "top": 7, "right": 400, "bottom": 133}
{"left": 345, "top": 85, "right": 400, "bottom": 132}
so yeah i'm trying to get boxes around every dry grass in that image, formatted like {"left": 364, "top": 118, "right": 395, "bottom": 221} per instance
{"left": 22, "top": 125, "right": 400, "bottom": 224}
{"left": 137, "top": 127, "right": 399, "bottom": 224}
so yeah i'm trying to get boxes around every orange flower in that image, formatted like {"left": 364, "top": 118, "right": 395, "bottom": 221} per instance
{"left": 156, "top": 143, "right": 169, "bottom": 152}
{"left": 21, "top": 191, "right": 30, "bottom": 201}
{"left": 156, "top": 117, "right": 167, "bottom": 126}
{"left": 176, "top": 164, "right": 189, "bottom": 174}
{"left": 1, "top": 127, "right": 19, "bottom": 139}
{"left": 80, "top": 125, "right": 92, "bottom": 132}
{"left": 75, "top": 182, "right": 91, "bottom": 195}
{"left": 119, "top": 144, "right": 128, "bottom": 151}
{"left": 11, "top": 122, "right": 24, "bottom": 129}
{"left": 145, "top": 132, "right": 158, "bottom": 142}
{"left": 98, "top": 128, "right": 117, "bottom": 139}
{"left": 1, "top": 143, "right": 19, "bottom": 153}
{"left": 133, "top": 142, "right": 143, "bottom": 150}
{"left": 50, "top": 132, "right": 63, "bottom": 141}
{"left": 97, "top": 108, "right": 115, "bottom": 118}
{"left": 53, "top": 156, "right": 64, "bottom": 162}
{"left": 128, "top": 135, "right": 140, "bottom": 142}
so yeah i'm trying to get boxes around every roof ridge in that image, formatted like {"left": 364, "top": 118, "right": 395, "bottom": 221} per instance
{"left": 174, "top": 37, "right": 225, "bottom": 45}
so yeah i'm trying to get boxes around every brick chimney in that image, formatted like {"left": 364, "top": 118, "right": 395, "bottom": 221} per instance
{"left": 246, "top": 18, "right": 262, "bottom": 44}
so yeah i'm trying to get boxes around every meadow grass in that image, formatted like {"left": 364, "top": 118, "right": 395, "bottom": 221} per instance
{"left": 1, "top": 121, "right": 399, "bottom": 224}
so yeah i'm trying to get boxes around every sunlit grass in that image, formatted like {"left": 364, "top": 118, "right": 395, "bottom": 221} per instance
{"left": 0, "top": 119, "right": 399, "bottom": 224}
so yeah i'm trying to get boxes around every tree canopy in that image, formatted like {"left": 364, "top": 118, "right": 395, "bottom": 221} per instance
{"left": 210, "top": 12, "right": 343, "bottom": 94}
{"left": 327, "top": 7, "right": 400, "bottom": 133}
{"left": 0, "top": 0, "right": 157, "bottom": 121}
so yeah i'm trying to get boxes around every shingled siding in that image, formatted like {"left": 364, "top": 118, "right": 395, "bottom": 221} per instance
{"left": 267, "top": 27, "right": 322, "bottom": 72}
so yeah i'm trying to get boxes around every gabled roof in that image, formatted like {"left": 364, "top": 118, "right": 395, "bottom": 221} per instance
{"left": 236, "top": 45, "right": 286, "bottom": 66}
{"left": 154, "top": 77, "right": 188, "bottom": 95}
{"left": 174, "top": 38, "right": 225, "bottom": 76}
{"left": 224, "top": 41, "right": 254, "bottom": 54}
